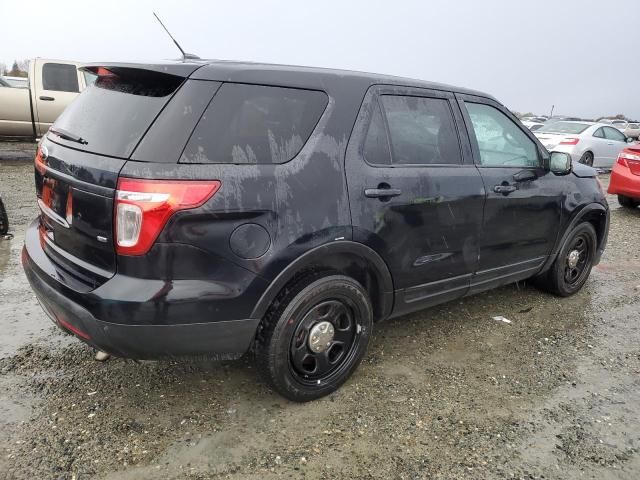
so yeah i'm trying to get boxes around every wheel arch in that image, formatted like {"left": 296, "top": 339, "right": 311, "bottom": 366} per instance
{"left": 541, "top": 202, "right": 609, "bottom": 273}
{"left": 251, "top": 241, "right": 394, "bottom": 322}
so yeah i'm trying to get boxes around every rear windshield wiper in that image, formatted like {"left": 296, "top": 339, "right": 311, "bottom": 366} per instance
{"left": 49, "top": 127, "right": 88, "bottom": 145}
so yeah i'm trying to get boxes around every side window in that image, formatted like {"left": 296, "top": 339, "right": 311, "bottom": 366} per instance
{"left": 42, "top": 63, "right": 79, "bottom": 93}
{"left": 181, "top": 83, "right": 328, "bottom": 164}
{"left": 379, "top": 95, "right": 462, "bottom": 165}
{"left": 604, "top": 126, "right": 626, "bottom": 142}
{"left": 465, "top": 102, "right": 540, "bottom": 167}
{"left": 593, "top": 128, "right": 604, "bottom": 138}
{"left": 363, "top": 100, "right": 391, "bottom": 165}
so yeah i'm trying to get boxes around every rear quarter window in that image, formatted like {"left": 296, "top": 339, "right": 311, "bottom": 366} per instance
{"left": 180, "top": 83, "right": 328, "bottom": 164}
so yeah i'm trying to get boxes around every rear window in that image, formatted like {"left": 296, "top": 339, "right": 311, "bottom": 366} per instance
{"left": 538, "top": 122, "right": 591, "bottom": 134}
{"left": 49, "top": 68, "right": 183, "bottom": 158}
{"left": 180, "top": 83, "right": 328, "bottom": 164}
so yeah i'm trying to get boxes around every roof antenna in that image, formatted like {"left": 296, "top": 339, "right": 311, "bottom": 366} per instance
{"left": 153, "top": 12, "right": 200, "bottom": 61}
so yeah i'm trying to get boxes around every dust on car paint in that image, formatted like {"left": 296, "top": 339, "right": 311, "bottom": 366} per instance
{"left": 1, "top": 155, "right": 640, "bottom": 479}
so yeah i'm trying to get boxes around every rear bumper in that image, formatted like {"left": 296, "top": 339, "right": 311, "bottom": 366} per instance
{"left": 608, "top": 167, "right": 640, "bottom": 200}
{"left": 22, "top": 222, "right": 261, "bottom": 360}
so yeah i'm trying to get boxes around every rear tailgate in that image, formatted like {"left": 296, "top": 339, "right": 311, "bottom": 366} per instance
{"left": 34, "top": 63, "right": 201, "bottom": 290}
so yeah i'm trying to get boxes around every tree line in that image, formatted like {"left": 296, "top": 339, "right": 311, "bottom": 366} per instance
{"left": 0, "top": 60, "right": 29, "bottom": 77}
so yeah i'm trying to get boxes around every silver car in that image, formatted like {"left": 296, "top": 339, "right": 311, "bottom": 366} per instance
{"left": 535, "top": 121, "right": 632, "bottom": 169}
{"left": 618, "top": 122, "right": 640, "bottom": 139}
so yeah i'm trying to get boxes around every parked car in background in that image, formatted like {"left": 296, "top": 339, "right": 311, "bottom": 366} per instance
{"left": 23, "top": 59, "right": 609, "bottom": 401}
{"left": 522, "top": 120, "right": 545, "bottom": 131}
{"left": 535, "top": 121, "right": 633, "bottom": 168}
{"left": 522, "top": 116, "right": 548, "bottom": 124}
{"left": 608, "top": 146, "right": 640, "bottom": 208}
{"left": 550, "top": 116, "right": 582, "bottom": 122}
{"left": 0, "top": 77, "right": 10, "bottom": 88}
{"left": 0, "top": 59, "right": 96, "bottom": 138}
{"left": 2, "top": 76, "right": 28, "bottom": 88}
{"left": 618, "top": 122, "right": 640, "bottom": 139}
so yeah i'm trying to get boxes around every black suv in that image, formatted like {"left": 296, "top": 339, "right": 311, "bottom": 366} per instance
{"left": 23, "top": 61, "right": 609, "bottom": 401}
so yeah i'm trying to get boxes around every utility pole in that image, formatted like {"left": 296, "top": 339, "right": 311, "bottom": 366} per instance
{"left": 550, "top": 105, "right": 555, "bottom": 118}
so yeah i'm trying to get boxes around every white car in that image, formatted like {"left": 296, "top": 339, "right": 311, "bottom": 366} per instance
{"left": 535, "top": 121, "right": 632, "bottom": 169}
{"left": 521, "top": 120, "right": 545, "bottom": 131}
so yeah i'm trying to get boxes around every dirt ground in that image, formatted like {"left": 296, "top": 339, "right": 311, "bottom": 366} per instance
{"left": 1, "top": 142, "right": 639, "bottom": 480}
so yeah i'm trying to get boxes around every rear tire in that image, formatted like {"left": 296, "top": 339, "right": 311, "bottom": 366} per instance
{"left": 535, "top": 222, "right": 597, "bottom": 297}
{"left": 0, "top": 198, "right": 8, "bottom": 236}
{"left": 579, "top": 151, "right": 594, "bottom": 166}
{"left": 618, "top": 195, "right": 639, "bottom": 208}
{"left": 255, "top": 273, "right": 373, "bottom": 402}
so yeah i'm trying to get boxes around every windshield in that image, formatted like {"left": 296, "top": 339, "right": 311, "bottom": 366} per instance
{"left": 538, "top": 122, "right": 590, "bottom": 134}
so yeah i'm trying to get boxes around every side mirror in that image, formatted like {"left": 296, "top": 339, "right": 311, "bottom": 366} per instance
{"left": 626, "top": 137, "right": 635, "bottom": 144}
{"left": 550, "top": 151, "right": 572, "bottom": 175}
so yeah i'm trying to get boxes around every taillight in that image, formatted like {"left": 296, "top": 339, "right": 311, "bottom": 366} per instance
{"left": 559, "top": 138, "right": 580, "bottom": 146}
{"left": 617, "top": 149, "right": 640, "bottom": 167}
{"left": 114, "top": 178, "right": 221, "bottom": 256}
{"left": 34, "top": 145, "right": 47, "bottom": 175}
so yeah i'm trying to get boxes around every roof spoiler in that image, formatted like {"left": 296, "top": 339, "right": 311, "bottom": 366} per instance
{"left": 79, "top": 62, "right": 203, "bottom": 78}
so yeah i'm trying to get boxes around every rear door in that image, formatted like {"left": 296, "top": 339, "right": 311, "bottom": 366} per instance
{"left": 591, "top": 127, "right": 611, "bottom": 163}
{"left": 345, "top": 86, "right": 484, "bottom": 314}
{"left": 33, "top": 60, "right": 84, "bottom": 136}
{"left": 35, "top": 65, "right": 199, "bottom": 290}
{"left": 457, "top": 94, "right": 563, "bottom": 292}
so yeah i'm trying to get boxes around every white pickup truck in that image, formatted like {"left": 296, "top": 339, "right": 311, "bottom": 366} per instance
{"left": 0, "top": 58, "right": 95, "bottom": 139}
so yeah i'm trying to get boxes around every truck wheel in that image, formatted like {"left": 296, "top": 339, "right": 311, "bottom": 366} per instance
{"left": 255, "top": 273, "right": 373, "bottom": 402}
{"left": 0, "top": 198, "right": 8, "bottom": 236}
{"left": 535, "top": 223, "right": 597, "bottom": 297}
{"left": 618, "top": 195, "right": 639, "bottom": 208}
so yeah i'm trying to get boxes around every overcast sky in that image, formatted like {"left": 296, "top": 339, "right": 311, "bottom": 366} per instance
{"left": 2, "top": 0, "right": 638, "bottom": 119}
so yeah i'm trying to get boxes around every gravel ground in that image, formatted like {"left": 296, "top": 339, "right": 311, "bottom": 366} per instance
{"left": 1, "top": 142, "right": 639, "bottom": 480}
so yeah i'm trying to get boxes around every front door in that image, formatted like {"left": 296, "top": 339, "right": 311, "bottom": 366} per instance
{"left": 602, "top": 126, "right": 628, "bottom": 167}
{"left": 345, "top": 86, "right": 484, "bottom": 315}
{"left": 457, "top": 95, "right": 563, "bottom": 292}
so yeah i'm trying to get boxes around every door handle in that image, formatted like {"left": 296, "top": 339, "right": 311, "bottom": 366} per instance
{"left": 607, "top": 142, "right": 614, "bottom": 145}
{"left": 493, "top": 184, "right": 517, "bottom": 194}
{"left": 364, "top": 187, "right": 402, "bottom": 199}
{"left": 39, "top": 96, "right": 55, "bottom": 101}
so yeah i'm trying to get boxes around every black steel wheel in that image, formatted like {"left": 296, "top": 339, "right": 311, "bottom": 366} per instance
{"left": 289, "top": 299, "right": 359, "bottom": 384}
{"left": 0, "top": 198, "right": 8, "bottom": 236}
{"left": 579, "top": 151, "right": 594, "bottom": 166}
{"left": 534, "top": 222, "right": 597, "bottom": 297}
{"left": 256, "top": 273, "right": 373, "bottom": 402}
{"left": 563, "top": 232, "right": 592, "bottom": 288}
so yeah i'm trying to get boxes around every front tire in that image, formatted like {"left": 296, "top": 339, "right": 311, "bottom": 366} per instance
{"left": 535, "top": 223, "right": 597, "bottom": 297}
{"left": 255, "top": 273, "right": 373, "bottom": 402}
{"left": 0, "top": 198, "right": 8, "bottom": 236}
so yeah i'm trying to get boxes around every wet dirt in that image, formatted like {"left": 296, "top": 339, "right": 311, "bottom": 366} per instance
{"left": 1, "top": 154, "right": 639, "bottom": 479}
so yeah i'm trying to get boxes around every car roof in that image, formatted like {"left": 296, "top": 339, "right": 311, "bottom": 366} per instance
{"left": 190, "top": 59, "right": 496, "bottom": 100}
{"left": 548, "top": 120, "right": 594, "bottom": 125}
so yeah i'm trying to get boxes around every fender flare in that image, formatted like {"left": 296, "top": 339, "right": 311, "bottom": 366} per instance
{"left": 541, "top": 202, "right": 609, "bottom": 273}
{"left": 250, "top": 240, "right": 394, "bottom": 321}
